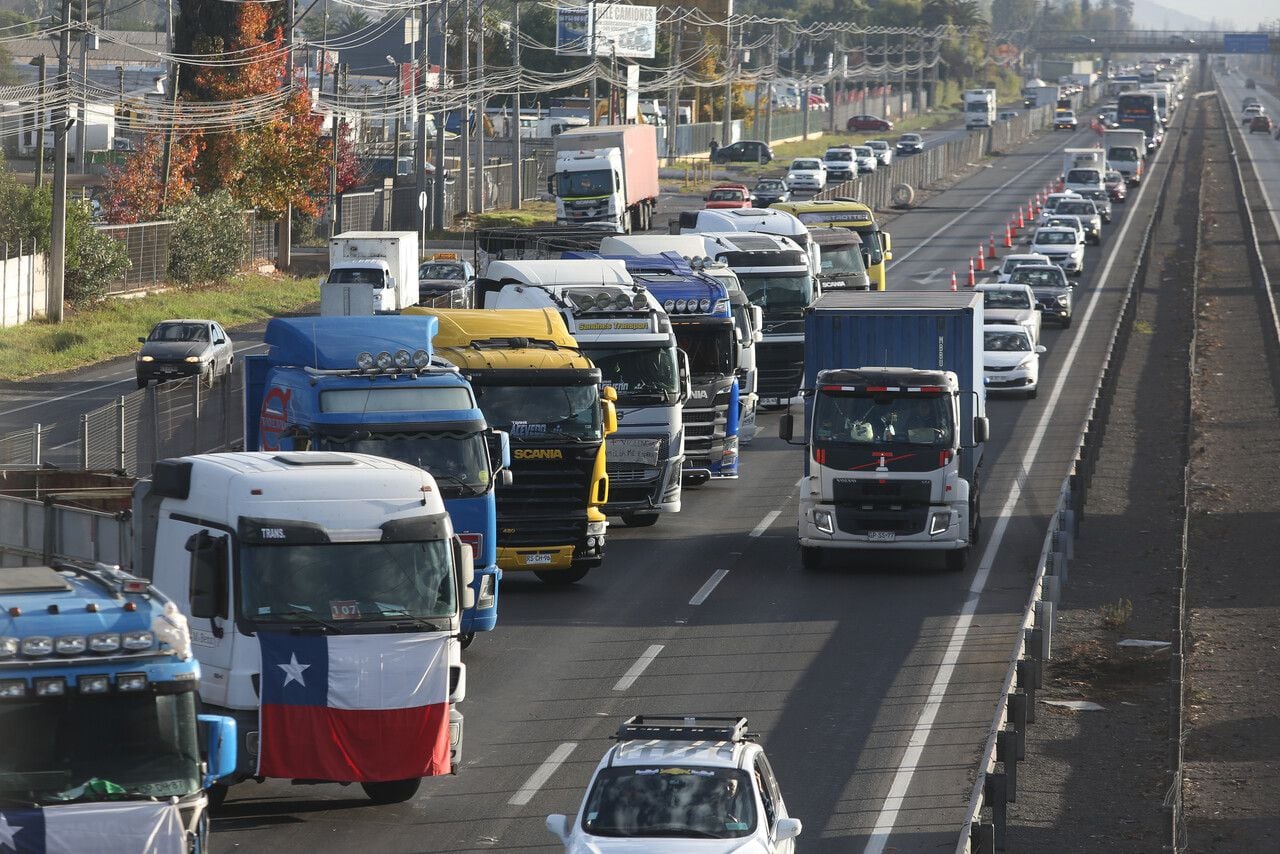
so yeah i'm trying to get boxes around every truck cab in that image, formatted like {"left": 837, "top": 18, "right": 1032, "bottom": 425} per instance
{"left": 771, "top": 200, "right": 892, "bottom": 291}
{"left": 242, "top": 315, "right": 507, "bottom": 643}
{"left": 132, "top": 452, "right": 472, "bottom": 805}
{"left": 0, "top": 561, "right": 236, "bottom": 849}
{"left": 809, "top": 226, "right": 870, "bottom": 292}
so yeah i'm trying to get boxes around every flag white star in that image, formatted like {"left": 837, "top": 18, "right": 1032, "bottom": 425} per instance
{"left": 0, "top": 812, "right": 23, "bottom": 851}
{"left": 278, "top": 652, "right": 311, "bottom": 688}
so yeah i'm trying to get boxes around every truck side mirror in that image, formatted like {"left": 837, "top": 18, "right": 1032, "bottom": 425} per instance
{"left": 386, "top": 275, "right": 397, "bottom": 290}
{"left": 974, "top": 416, "right": 990, "bottom": 444}
{"left": 677, "top": 349, "right": 691, "bottom": 402}
{"left": 198, "top": 714, "right": 238, "bottom": 788}
{"left": 185, "top": 531, "right": 227, "bottom": 621}
{"left": 547, "top": 174, "right": 556, "bottom": 195}
{"left": 452, "top": 535, "right": 476, "bottom": 611}
{"left": 779, "top": 413, "right": 794, "bottom": 442}
{"left": 751, "top": 305, "right": 763, "bottom": 341}
{"left": 601, "top": 385, "right": 618, "bottom": 403}
{"left": 882, "top": 231, "right": 893, "bottom": 260}
{"left": 602, "top": 400, "right": 618, "bottom": 436}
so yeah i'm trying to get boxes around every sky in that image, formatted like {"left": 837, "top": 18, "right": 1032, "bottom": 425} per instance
{"left": 1137, "top": 0, "right": 1272, "bottom": 30}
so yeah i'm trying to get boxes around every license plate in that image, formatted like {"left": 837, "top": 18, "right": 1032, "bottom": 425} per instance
{"left": 760, "top": 397, "right": 779, "bottom": 407}
{"left": 867, "top": 531, "right": 896, "bottom": 542}
{"left": 521, "top": 552, "right": 553, "bottom": 566}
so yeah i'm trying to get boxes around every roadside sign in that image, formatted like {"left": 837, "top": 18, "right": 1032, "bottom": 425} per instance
{"left": 1222, "top": 33, "right": 1270, "bottom": 54}
{"left": 418, "top": 191, "right": 428, "bottom": 212}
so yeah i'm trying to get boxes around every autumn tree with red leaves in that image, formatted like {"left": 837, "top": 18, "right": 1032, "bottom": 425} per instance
{"left": 102, "top": 133, "right": 199, "bottom": 224}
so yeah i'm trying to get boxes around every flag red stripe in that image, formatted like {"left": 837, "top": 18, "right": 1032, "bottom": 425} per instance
{"left": 258, "top": 701, "right": 450, "bottom": 782}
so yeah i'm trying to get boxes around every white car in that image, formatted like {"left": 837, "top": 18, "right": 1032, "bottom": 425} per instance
{"left": 852, "top": 145, "right": 878, "bottom": 173}
{"left": 1038, "top": 191, "right": 1083, "bottom": 225}
{"left": 822, "top": 147, "right": 856, "bottom": 181}
{"left": 547, "top": 715, "right": 802, "bottom": 853}
{"left": 984, "top": 324, "right": 1046, "bottom": 398}
{"left": 976, "top": 283, "right": 1042, "bottom": 344}
{"left": 864, "top": 139, "right": 893, "bottom": 165}
{"left": 1029, "top": 226, "right": 1085, "bottom": 276}
{"left": 996, "top": 252, "right": 1053, "bottom": 283}
{"left": 1042, "top": 214, "right": 1087, "bottom": 246}
{"left": 1063, "top": 166, "right": 1105, "bottom": 197}
{"left": 1242, "top": 104, "right": 1265, "bottom": 125}
{"left": 785, "top": 158, "right": 827, "bottom": 192}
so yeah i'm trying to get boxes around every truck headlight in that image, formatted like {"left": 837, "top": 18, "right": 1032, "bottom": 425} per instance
{"left": 587, "top": 519, "right": 608, "bottom": 537}
{"left": 930, "top": 512, "right": 953, "bottom": 535}
{"left": 813, "top": 510, "right": 834, "bottom": 534}
{"left": 78, "top": 674, "right": 110, "bottom": 694}
{"left": 89, "top": 632, "right": 121, "bottom": 653}
{"left": 116, "top": 673, "right": 148, "bottom": 692}
{"left": 0, "top": 679, "right": 26, "bottom": 698}
{"left": 21, "top": 636, "right": 53, "bottom": 657}
{"left": 0, "top": 636, "right": 18, "bottom": 658}
{"left": 34, "top": 677, "right": 66, "bottom": 697}
{"left": 121, "top": 630, "right": 153, "bottom": 651}
{"left": 55, "top": 635, "right": 87, "bottom": 655}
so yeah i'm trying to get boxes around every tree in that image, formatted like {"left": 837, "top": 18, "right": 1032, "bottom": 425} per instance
{"left": 102, "top": 133, "right": 200, "bottom": 223}
{"left": 338, "top": 10, "right": 374, "bottom": 35}
{"left": 990, "top": 0, "right": 1038, "bottom": 30}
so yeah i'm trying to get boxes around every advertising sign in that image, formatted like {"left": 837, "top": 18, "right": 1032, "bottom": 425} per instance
{"left": 556, "top": 2, "right": 657, "bottom": 59}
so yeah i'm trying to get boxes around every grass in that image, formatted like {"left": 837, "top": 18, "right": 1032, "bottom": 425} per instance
{"left": 1100, "top": 598, "right": 1134, "bottom": 631}
{"left": 0, "top": 272, "right": 320, "bottom": 382}
{"left": 466, "top": 200, "right": 557, "bottom": 229}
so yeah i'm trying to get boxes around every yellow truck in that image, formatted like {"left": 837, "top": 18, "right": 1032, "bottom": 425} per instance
{"left": 771, "top": 199, "right": 892, "bottom": 291}
{"left": 407, "top": 307, "right": 616, "bottom": 585}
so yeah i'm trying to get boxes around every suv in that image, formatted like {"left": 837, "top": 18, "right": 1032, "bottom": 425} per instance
{"left": 1054, "top": 110, "right": 1078, "bottom": 130}
{"left": 895, "top": 133, "right": 924, "bottom": 155}
{"left": 1008, "top": 264, "right": 1074, "bottom": 327}
{"left": 547, "top": 716, "right": 802, "bottom": 853}
{"left": 864, "top": 139, "right": 893, "bottom": 165}
{"left": 712, "top": 140, "right": 773, "bottom": 164}
{"left": 1054, "top": 198, "right": 1104, "bottom": 243}
{"left": 1249, "top": 114, "right": 1274, "bottom": 134}
{"left": 822, "top": 146, "right": 856, "bottom": 181}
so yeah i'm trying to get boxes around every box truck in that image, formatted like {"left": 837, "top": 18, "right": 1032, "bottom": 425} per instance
{"left": 550, "top": 125, "right": 660, "bottom": 234}
{"left": 322, "top": 231, "right": 420, "bottom": 315}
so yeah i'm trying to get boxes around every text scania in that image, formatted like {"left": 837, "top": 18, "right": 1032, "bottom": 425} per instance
{"left": 514, "top": 448, "right": 565, "bottom": 460}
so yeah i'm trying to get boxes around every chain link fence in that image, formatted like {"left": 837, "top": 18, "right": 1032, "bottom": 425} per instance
{"left": 97, "top": 212, "right": 280, "bottom": 294}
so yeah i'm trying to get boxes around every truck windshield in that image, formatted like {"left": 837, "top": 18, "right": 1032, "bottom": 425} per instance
{"left": 239, "top": 540, "right": 456, "bottom": 624}
{"left": 675, "top": 326, "right": 735, "bottom": 377}
{"left": 580, "top": 765, "right": 757, "bottom": 839}
{"left": 557, "top": 169, "right": 613, "bottom": 198}
{"left": 813, "top": 392, "right": 953, "bottom": 446}
{"left": 0, "top": 690, "right": 200, "bottom": 805}
{"left": 314, "top": 430, "right": 491, "bottom": 496}
{"left": 739, "top": 272, "right": 814, "bottom": 317}
{"left": 583, "top": 345, "right": 680, "bottom": 403}
{"left": 819, "top": 245, "right": 868, "bottom": 277}
{"left": 851, "top": 227, "right": 884, "bottom": 265}
{"left": 472, "top": 383, "right": 602, "bottom": 441}
{"left": 1107, "top": 147, "right": 1139, "bottom": 163}
{"left": 327, "top": 268, "right": 387, "bottom": 285}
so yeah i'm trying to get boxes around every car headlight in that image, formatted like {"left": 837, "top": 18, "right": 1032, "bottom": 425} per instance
{"left": 138, "top": 354, "right": 154, "bottom": 362}
{"left": 813, "top": 510, "right": 834, "bottom": 534}
{"left": 1056, "top": 294, "right": 1070, "bottom": 306}
{"left": 183, "top": 355, "right": 201, "bottom": 363}
{"left": 1017, "top": 356, "right": 1037, "bottom": 369}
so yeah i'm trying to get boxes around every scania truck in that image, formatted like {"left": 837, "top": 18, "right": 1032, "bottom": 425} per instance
{"left": 778, "top": 292, "right": 988, "bottom": 572}
{"left": 410, "top": 307, "right": 616, "bottom": 585}
{"left": 242, "top": 315, "right": 508, "bottom": 644}
{"left": 480, "top": 259, "right": 689, "bottom": 527}
{"left": 0, "top": 560, "right": 236, "bottom": 852}
{"left": 771, "top": 199, "right": 892, "bottom": 291}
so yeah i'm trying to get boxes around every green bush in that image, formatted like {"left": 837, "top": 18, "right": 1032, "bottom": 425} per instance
{"left": 168, "top": 191, "right": 248, "bottom": 286}
{"left": 64, "top": 200, "right": 130, "bottom": 304}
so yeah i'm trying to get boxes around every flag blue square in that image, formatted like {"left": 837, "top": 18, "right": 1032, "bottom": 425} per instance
{"left": 258, "top": 632, "right": 329, "bottom": 707}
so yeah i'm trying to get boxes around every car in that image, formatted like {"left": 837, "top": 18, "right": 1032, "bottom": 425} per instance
{"left": 1029, "top": 226, "right": 1085, "bottom": 276}
{"left": 417, "top": 254, "right": 476, "bottom": 307}
{"left": 847, "top": 114, "right": 893, "bottom": 132}
{"left": 1054, "top": 110, "right": 1078, "bottom": 130}
{"left": 1008, "top": 264, "right": 1074, "bottom": 327}
{"left": 895, "top": 133, "right": 924, "bottom": 155}
{"left": 704, "top": 183, "right": 754, "bottom": 209}
{"left": 1054, "top": 198, "right": 1104, "bottom": 242}
{"left": 1039, "top": 191, "right": 1084, "bottom": 225}
{"left": 1242, "top": 104, "right": 1265, "bottom": 125}
{"left": 996, "top": 252, "right": 1054, "bottom": 283}
{"left": 1043, "top": 214, "right": 1087, "bottom": 247}
{"left": 712, "top": 140, "right": 773, "bottom": 164}
{"left": 864, "top": 139, "right": 893, "bottom": 165}
{"left": 977, "top": 283, "right": 1042, "bottom": 345}
{"left": 984, "top": 324, "right": 1046, "bottom": 398}
{"left": 1242, "top": 97, "right": 1260, "bottom": 110}
{"left": 1245, "top": 78, "right": 1256, "bottom": 89}
{"left": 1104, "top": 170, "right": 1128, "bottom": 203}
{"left": 546, "top": 715, "right": 802, "bottom": 853}
{"left": 1249, "top": 115, "right": 1274, "bottom": 134}
{"left": 1169, "top": 35, "right": 1195, "bottom": 46}
{"left": 785, "top": 157, "right": 827, "bottom": 192}
{"left": 822, "top": 146, "right": 857, "bottom": 181}
{"left": 852, "top": 145, "right": 878, "bottom": 173}
{"left": 998, "top": 110, "right": 1020, "bottom": 121}
{"left": 136, "top": 319, "right": 234, "bottom": 388}
{"left": 1077, "top": 188, "right": 1113, "bottom": 223}
{"left": 1069, "top": 35, "right": 1096, "bottom": 45}
{"left": 752, "top": 177, "right": 791, "bottom": 207}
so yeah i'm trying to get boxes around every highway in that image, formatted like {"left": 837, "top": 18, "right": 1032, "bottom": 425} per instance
{"left": 1218, "top": 72, "right": 1280, "bottom": 239}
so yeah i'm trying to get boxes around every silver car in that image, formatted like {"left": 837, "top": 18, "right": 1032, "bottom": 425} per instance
{"left": 136, "top": 319, "right": 234, "bottom": 388}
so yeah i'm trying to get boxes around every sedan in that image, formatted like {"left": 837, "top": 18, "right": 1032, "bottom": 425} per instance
{"left": 977, "top": 283, "right": 1042, "bottom": 345}
{"left": 712, "top": 140, "right": 773, "bottom": 164}
{"left": 847, "top": 114, "right": 893, "bottom": 132}
{"left": 1104, "top": 170, "right": 1128, "bottom": 203}
{"left": 786, "top": 157, "right": 827, "bottom": 192}
{"left": 996, "top": 252, "right": 1054, "bottom": 283}
{"left": 895, "top": 133, "right": 924, "bottom": 155}
{"left": 752, "top": 178, "right": 791, "bottom": 207}
{"left": 1008, "top": 264, "right": 1074, "bottom": 327}
{"left": 137, "top": 319, "right": 233, "bottom": 388}
{"left": 864, "top": 139, "right": 893, "bottom": 165}
{"left": 984, "top": 324, "right": 1046, "bottom": 398}
{"left": 852, "top": 145, "right": 878, "bottom": 173}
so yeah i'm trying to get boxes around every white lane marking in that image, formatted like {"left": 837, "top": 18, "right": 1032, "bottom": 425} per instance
{"left": 613, "top": 644, "right": 664, "bottom": 691}
{"left": 689, "top": 570, "right": 730, "bottom": 606}
{"left": 749, "top": 510, "right": 781, "bottom": 538}
{"left": 508, "top": 742, "right": 577, "bottom": 806}
{"left": 863, "top": 134, "right": 1166, "bottom": 854}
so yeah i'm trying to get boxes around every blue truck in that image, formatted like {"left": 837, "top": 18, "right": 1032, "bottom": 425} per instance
{"left": 0, "top": 560, "right": 236, "bottom": 849}
{"left": 243, "top": 315, "right": 509, "bottom": 643}
{"left": 589, "top": 252, "right": 742, "bottom": 483}
{"left": 779, "top": 292, "right": 989, "bottom": 571}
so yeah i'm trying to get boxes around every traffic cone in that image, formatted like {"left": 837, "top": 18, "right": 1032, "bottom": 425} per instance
{"left": 950, "top": 271, "right": 957, "bottom": 292}
{"left": 988, "top": 234, "right": 997, "bottom": 258}
{"left": 967, "top": 258, "right": 976, "bottom": 287}
{"left": 1004, "top": 225, "right": 1013, "bottom": 248}
{"left": 1018, "top": 206, "right": 1025, "bottom": 228}
{"left": 976, "top": 244, "right": 985, "bottom": 272}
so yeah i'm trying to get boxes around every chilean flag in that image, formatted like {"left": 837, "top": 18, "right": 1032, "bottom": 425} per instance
{"left": 257, "top": 632, "right": 451, "bottom": 782}
{"left": 0, "top": 802, "right": 185, "bottom": 853}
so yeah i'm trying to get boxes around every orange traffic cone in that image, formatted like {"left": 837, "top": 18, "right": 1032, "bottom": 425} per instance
{"left": 967, "top": 258, "right": 976, "bottom": 287}
{"left": 1018, "top": 206, "right": 1025, "bottom": 228}
{"left": 976, "top": 244, "right": 985, "bottom": 272}
{"left": 950, "top": 271, "right": 957, "bottom": 292}
{"left": 988, "top": 234, "right": 997, "bottom": 259}
{"left": 1004, "top": 225, "right": 1013, "bottom": 248}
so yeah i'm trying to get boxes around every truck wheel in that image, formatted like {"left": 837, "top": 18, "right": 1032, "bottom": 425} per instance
{"left": 620, "top": 512, "right": 659, "bottom": 528}
{"left": 535, "top": 563, "right": 591, "bottom": 585}
{"left": 459, "top": 632, "right": 476, "bottom": 649}
{"left": 800, "top": 546, "right": 823, "bottom": 571}
{"left": 206, "top": 782, "right": 229, "bottom": 814}
{"left": 945, "top": 548, "right": 969, "bottom": 572}
{"left": 361, "top": 778, "right": 421, "bottom": 804}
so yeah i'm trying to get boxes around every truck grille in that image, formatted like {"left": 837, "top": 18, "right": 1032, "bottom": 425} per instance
{"left": 497, "top": 448, "right": 597, "bottom": 547}
{"left": 683, "top": 389, "right": 733, "bottom": 463}
{"left": 832, "top": 479, "right": 933, "bottom": 536}
{"left": 757, "top": 342, "right": 805, "bottom": 401}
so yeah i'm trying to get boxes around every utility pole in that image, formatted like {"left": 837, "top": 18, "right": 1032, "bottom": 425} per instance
{"left": 588, "top": 0, "right": 599, "bottom": 126}
{"left": 49, "top": 0, "right": 72, "bottom": 323}
{"left": 720, "top": 17, "right": 733, "bottom": 146}
{"left": 510, "top": 0, "right": 522, "bottom": 210}
{"left": 475, "top": 0, "right": 486, "bottom": 212}
{"left": 917, "top": 38, "right": 926, "bottom": 114}
{"left": 75, "top": 0, "right": 88, "bottom": 170}
{"left": 765, "top": 24, "right": 777, "bottom": 142}
{"left": 32, "top": 55, "right": 46, "bottom": 189}
{"left": 460, "top": 7, "right": 470, "bottom": 214}
{"left": 666, "top": 15, "right": 682, "bottom": 164}
{"left": 881, "top": 32, "right": 889, "bottom": 119}
{"left": 899, "top": 34, "right": 907, "bottom": 119}
{"left": 415, "top": 1, "right": 429, "bottom": 240}
{"left": 432, "top": 0, "right": 449, "bottom": 231}
{"left": 159, "top": 65, "right": 180, "bottom": 209}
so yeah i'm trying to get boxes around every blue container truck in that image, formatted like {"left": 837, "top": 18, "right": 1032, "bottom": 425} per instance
{"left": 243, "top": 315, "right": 509, "bottom": 643}
{"left": 0, "top": 560, "right": 236, "bottom": 849}
{"left": 779, "top": 292, "right": 989, "bottom": 571}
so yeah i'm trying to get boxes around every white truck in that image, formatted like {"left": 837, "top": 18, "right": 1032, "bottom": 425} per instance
{"left": 1061, "top": 147, "right": 1107, "bottom": 193}
{"left": 963, "top": 89, "right": 998, "bottom": 129}
{"left": 1103, "top": 128, "right": 1147, "bottom": 184}
{"left": 550, "top": 125, "right": 661, "bottom": 234}
{"left": 322, "top": 231, "right": 420, "bottom": 315}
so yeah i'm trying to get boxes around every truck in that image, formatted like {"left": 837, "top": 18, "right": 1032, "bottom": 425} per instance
{"left": 322, "top": 231, "right": 420, "bottom": 315}
{"left": 1060, "top": 147, "right": 1107, "bottom": 191}
{"left": 1103, "top": 128, "right": 1147, "bottom": 184}
{"left": 0, "top": 559, "right": 237, "bottom": 851}
{"left": 771, "top": 199, "right": 893, "bottom": 291}
{"left": 1022, "top": 82, "right": 1060, "bottom": 109}
{"left": 480, "top": 259, "right": 689, "bottom": 527}
{"left": 242, "top": 314, "right": 509, "bottom": 644}
{"left": 1140, "top": 83, "right": 1172, "bottom": 122}
{"left": 409, "top": 307, "right": 616, "bottom": 585}
{"left": 963, "top": 88, "right": 998, "bottom": 129}
{"left": 809, "top": 226, "right": 870, "bottom": 292}
{"left": 674, "top": 207, "right": 822, "bottom": 276}
{"left": 1116, "top": 92, "right": 1160, "bottom": 151}
{"left": 778, "top": 291, "right": 989, "bottom": 572}
{"left": 550, "top": 124, "right": 660, "bottom": 233}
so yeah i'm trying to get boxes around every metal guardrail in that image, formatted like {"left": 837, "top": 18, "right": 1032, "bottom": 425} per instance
{"left": 955, "top": 81, "right": 1189, "bottom": 853}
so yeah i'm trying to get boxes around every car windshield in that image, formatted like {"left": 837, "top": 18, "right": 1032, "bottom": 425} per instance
{"left": 708, "top": 189, "right": 744, "bottom": 201}
{"left": 1036, "top": 230, "right": 1076, "bottom": 245}
{"left": 239, "top": 540, "right": 456, "bottom": 624}
{"left": 1106, "top": 172, "right": 1123, "bottom": 182}
{"left": 813, "top": 391, "right": 953, "bottom": 445}
{"left": 314, "top": 430, "right": 492, "bottom": 496}
{"left": 756, "top": 180, "right": 785, "bottom": 191}
{"left": 854, "top": 147, "right": 873, "bottom": 157}
{"left": 899, "top": 135, "right": 920, "bottom": 143}
{"left": 819, "top": 245, "right": 868, "bottom": 277}
{"left": 1059, "top": 203, "right": 1094, "bottom": 215}
{"left": 582, "top": 345, "right": 681, "bottom": 403}
{"left": 984, "top": 289, "right": 1033, "bottom": 309}
{"left": 675, "top": 327, "right": 735, "bottom": 377}
{"left": 419, "top": 263, "right": 465, "bottom": 280}
{"left": 740, "top": 272, "right": 814, "bottom": 316}
{"left": 0, "top": 691, "right": 201, "bottom": 805}
{"left": 1010, "top": 267, "right": 1065, "bottom": 287}
{"left": 581, "top": 765, "right": 757, "bottom": 839}
{"left": 792, "top": 160, "right": 821, "bottom": 170}
{"left": 472, "top": 383, "right": 602, "bottom": 440}
{"left": 556, "top": 169, "right": 613, "bottom": 197}
{"left": 825, "top": 150, "right": 852, "bottom": 161}
{"left": 986, "top": 330, "right": 1032, "bottom": 352}
{"left": 149, "top": 323, "right": 208, "bottom": 342}
{"left": 867, "top": 141, "right": 887, "bottom": 150}
{"left": 1066, "top": 169, "right": 1101, "bottom": 184}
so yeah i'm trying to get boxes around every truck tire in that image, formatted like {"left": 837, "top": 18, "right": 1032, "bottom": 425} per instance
{"left": 891, "top": 183, "right": 915, "bottom": 208}
{"left": 945, "top": 548, "right": 969, "bottom": 572}
{"left": 800, "top": 546, "right": 823, "bottom": 571}
{"left": 206, "top": 782, "right": 229, "bottom": 814}
{"left": 620, "top": 512, "right": 659, "bottom": 528}
{"left": 535, "top": 562, "right": 591, "bottom": 585}
{"left": 361, "top": 778, "right": 421, "bottom": 804}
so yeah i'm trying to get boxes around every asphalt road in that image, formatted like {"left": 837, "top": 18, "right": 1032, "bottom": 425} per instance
{"left": 0, "top": 108, "right": 1181, "bottom": 851}
{"left": 1218, "top": 73, "right": 1280, "bottom": 242}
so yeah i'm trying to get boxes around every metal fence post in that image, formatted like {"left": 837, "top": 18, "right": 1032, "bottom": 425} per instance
{"left": 32, "top": 423, "right": 41, "bottom": 466}
{"left": 79, "top": 414, "right": 89, "bottom": 469}
{"left": 191, "top": 378, "right": 202, "bottom": 455}
{"left": 116, "top": 396, "right": 127, "bottom": 472}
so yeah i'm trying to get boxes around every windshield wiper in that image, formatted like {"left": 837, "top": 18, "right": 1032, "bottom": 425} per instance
{"left": 427, "top": 470, "right": 486, "bottom": 495}
{"left": 621, "top": 827, "right": 725, "bottom": 839}
{"left": 371, "top": 608, "right": 451, "bottom": 633}
{"left": 269, "top": 609, "right": 344, "bottom": 632}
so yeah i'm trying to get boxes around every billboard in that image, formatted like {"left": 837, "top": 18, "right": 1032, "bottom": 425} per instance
{"left": 556, "top": 2, "right": 657, "bottom": 59}
{"left": 1222, "top": 33, "right": 1269, "bottom": 54}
